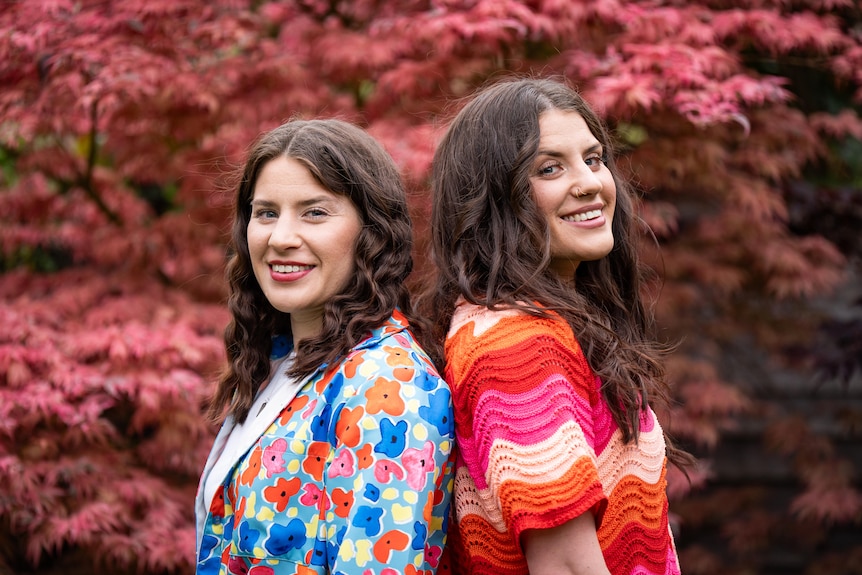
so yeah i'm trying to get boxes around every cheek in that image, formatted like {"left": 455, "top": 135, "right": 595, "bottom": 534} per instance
{"left": 246, "top": 227, "right": 266, "bottom": 256}
{"left": 329, "top": 228, "right": 361, "bottom": 279}
{"left": 531, "top": 185, "right": 555, "bottom": 217}
{"left": 604, "top": 178, "right": 618, "bottom": 209}
{"left": 341, "top": 222, "right": 363, "bottom": 258}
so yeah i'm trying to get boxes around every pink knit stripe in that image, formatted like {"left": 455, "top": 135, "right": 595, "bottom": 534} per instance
{"left": 590, "top": 382, "right": 658, "bottom": 455}
{"left": 627, "top": 545, "right": 680, "bottom": 575}
{"left": 592, "top": 397, "right": 617, "bottom": 454}
{"left": 470, "top": 373, "right": 594, "bottom": 448}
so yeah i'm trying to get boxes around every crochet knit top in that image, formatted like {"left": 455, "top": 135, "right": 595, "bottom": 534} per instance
{"left": 443, "top": 301, "right": 680, "bottom": 575}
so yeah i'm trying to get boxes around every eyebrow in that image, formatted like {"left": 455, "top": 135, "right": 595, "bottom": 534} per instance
{"left": 249, "top": 194, "right": 340, "bottom": 208}
{"left": 536, "top": 142, "right": 603, "bottom": 157}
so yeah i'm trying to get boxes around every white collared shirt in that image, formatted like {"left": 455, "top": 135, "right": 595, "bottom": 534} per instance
{"left": 198, "top": 354, "right": 302, "bottom": 529}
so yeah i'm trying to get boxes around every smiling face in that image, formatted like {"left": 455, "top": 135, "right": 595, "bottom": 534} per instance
{"left": 531, "top": 109, "right": 617, "bottom": 277}
{"left": 247, "top": 155, "right": 363, "bottom": 341}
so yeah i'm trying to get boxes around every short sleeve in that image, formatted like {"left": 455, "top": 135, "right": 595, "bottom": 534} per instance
{"left": 445, "top": 308, "right": 607, "bottom": 541}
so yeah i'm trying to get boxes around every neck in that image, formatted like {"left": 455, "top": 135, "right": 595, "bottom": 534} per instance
{"left": 290, "top": 310, "right": 323, "bottom": 345}
{"left": 549, "top": 259, "right": 579, "bottom": 280}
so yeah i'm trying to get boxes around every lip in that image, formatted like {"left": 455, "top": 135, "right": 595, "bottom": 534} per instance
{"left": 269, "top": 260, "right": 314, "bottom": 282}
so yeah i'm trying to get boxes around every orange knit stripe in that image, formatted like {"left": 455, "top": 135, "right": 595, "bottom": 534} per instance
{"left": 596, "top": 465, "right": 669, "bottom": 547}
{"left": 495, "top": 455, "right": 605, "bottom": 537}
{"left": 454, "top": 513, "right": 526, "bottom": 572}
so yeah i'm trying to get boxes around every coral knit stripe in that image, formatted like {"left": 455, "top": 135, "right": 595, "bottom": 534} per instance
{"left": 455, "top": 514, "right": 529, "bottom": 575}
{"left": 602, "top": 514, "right": 675, "bottom": 575}
{"left": 452, "top": 465, "right": 607, "bottom": 573}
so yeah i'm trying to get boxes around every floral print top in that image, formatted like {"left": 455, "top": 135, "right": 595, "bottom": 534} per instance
{"left": 195, "top": 312, "right": 455, "bottom": 575}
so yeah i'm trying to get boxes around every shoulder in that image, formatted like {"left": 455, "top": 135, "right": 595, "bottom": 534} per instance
{"left": 446, "top": 301, "right": 580, "bottom": 357}
{"left": 327, "top": 318, "right": 453, "bottom": 441}
{"left": 331, "top": 315, "right": 446, "bottom": 395}
{"left": 444, "top": 301, "right": 595, "bottom": 398}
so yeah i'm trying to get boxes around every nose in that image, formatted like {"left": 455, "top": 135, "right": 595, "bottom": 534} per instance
{"left": 569, "top": 163, "right": 603, "bottom": 197}
{"left": 268, "top": 217, "right": 301, "bottom": 250}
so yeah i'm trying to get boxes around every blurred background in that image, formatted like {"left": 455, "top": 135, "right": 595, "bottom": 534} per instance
{"left": 1, "top": 1, "right": 860, "bottom": 574}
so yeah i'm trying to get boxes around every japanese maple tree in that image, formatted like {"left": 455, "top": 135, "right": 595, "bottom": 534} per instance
{"left": 1, "top": 0, "right": 860, "bottom": 573}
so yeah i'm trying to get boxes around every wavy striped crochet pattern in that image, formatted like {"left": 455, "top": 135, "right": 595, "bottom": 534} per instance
{"left": 444, "top": 302, "right": 680, "bottom": 575}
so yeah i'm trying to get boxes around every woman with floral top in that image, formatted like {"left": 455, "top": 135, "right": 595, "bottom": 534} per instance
{"left": 195, "top": 119, "right": 454, "bottom": 575}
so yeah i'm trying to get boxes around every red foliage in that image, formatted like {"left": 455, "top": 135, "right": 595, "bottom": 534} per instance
{"left": 0, "top": 268, "right": 226, "bottom": 572}
{"left": 1, "top": 0, "right": 861, "bottom": 573}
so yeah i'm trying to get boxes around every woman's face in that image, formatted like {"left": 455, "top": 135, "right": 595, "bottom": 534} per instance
{"left": 530, "top": 109, "right": 617, "bottom": 277}
{"left": 247, "top": 156, "right": 362, "bottom": 339}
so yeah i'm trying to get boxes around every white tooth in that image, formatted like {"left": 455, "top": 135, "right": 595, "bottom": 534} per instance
{"left": 273, "top": 264, "right": 311, "bottom": 273}
{"left": 563, "top": 209, "right": 601, "bottom": 222}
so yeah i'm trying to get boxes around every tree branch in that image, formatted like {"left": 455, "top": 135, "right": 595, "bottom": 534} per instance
{"left": 79, "top": 99, "right": 122, "bottom": 226}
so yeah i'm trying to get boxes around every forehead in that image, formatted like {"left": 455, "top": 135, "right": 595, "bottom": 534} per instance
{"left": 252, "top": 156, "right": 333, "bottom": 200}
{"left": 536, "top": 110, "right": 598, "bottom": 148}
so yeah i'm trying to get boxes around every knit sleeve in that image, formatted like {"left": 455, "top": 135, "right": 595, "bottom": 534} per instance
{"left": 445, "top": 306, "right": 607, "bottom": 543}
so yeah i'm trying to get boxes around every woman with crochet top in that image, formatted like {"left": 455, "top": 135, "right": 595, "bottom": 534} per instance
{"left": 195, "top": 119, "right": 455, "bottom": 575}
{"left": 424, "top": 78, "right": 693, "bottom": 575}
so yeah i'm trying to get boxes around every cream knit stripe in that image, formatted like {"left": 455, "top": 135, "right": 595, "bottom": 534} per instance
{"left": 452, "top": 420, "right": 599, "bottom": 532}
{"left": 483, "top": 419, "right": 596, "bottom": 488}
{"left": 453, "top": 465, "right": 507, "bottom": 532}
{"left": 448, "top": 302, "right": 522, "bottom": 339}
{"left": 457, "top": 413, "right": 595, "bottom": 491}
{"left": 595, "top": 424, "right": 666, "bottom": 492}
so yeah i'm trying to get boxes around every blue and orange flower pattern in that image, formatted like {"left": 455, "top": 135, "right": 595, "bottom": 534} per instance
{"left": 197, "top": 313, "right": 455, "bottom": 575}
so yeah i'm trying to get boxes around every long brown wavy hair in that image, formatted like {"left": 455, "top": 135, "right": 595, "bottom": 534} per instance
{"left": 426, "top": 77, "right": 691, "bottom": 467}
{"left": 209, "top": 118, "right": 426, "bottom": 424}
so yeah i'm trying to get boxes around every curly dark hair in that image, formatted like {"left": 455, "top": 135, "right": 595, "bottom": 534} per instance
{"left": 209, "top": 118, "right": 424, "bottom": 424}
{"left": 425, "top": 77, "right": 691, "bottom": 467}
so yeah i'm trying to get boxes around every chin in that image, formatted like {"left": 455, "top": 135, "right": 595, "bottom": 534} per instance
{"left": 582, "top": 241, "right": 615, "bottom": 262}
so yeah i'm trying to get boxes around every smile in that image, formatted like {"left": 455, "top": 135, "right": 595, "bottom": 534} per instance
{"left": 272, "top": 264, "right": 313, "bottom": 273}
{"left": 562, "top": 209, "right": 602, "bottom": 223}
